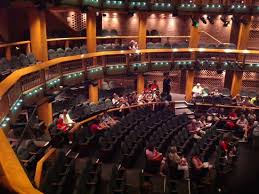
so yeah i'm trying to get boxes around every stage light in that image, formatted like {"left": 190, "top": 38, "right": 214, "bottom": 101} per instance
{"left": 191, "top": 16, "right": 199, "bottom": 27}
{"left": 220, "top": 17, "right": 230, "bottom": 27}
{"left": 240, "top": 17, "right": 248, "bottom": 25}
{"left": 128, "top": 10, "right": 135, "bottom": 17}
{"left": 207, "top": 16, "right": 214, "bottom": 24}
{"left": 200, "top": 16, "right": 207, "bottom": 24}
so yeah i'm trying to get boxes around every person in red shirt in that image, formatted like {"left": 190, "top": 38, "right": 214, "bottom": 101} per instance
{"left": 151, "top": 80, "right": 159, "bottom": 91}
{"left": 145, "top": 143, "right": 163, "bottom": 162}
{"left": 90, "top": 115, "right": 108, "bottom": 135}
{"left": 57, "top": 118, "right": 69, "bottom": 132}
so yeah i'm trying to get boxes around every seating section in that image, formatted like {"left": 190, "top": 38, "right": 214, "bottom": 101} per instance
{"left": 0, "top": 53, "right": 36, "bottom": 81}
{"left": 40, "top": 150, "right": 76, "bottom": 194}
{"left": 73, "top": 159, "right": 102, "bottom": 194}
{"left": 16, "top": 140, "right": 50, "bottom": 178}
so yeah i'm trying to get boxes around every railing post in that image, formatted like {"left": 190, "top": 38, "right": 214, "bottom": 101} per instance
{"left": 5, "top": 46, "right": 11, "bottom": 60}
{"left": 26, "top": 43, "right": 31, "bottom": 54}
{"left": 65, "top": 40, "right": 70, "bottom": 48}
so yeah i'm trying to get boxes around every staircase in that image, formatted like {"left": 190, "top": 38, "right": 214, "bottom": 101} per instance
{"left": 174, "top": 100, "right": 195, "bottom": 119}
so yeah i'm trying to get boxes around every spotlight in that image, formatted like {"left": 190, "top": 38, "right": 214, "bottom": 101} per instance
{"left": 207, "top": 16, "right": 214, "bottom": 24}
{"left": 191, "top": 16, "right": 199, "bottom": 27}
{"left": 102, "top": 13, "right": 107, "bottom": 17}
{"left": 81, "top": 5, "right": 88, "bottom": 13}
{"left": 200, "top": 16, "right": 207, "bottom": 24}
{"left": 128, "top": 10, "right": 134, "bottom": 17}
{"left": 220, "top": 17, "right": 230, "bottom": 27}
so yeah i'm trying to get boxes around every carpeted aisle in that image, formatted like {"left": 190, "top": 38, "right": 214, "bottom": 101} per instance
{"left": 221, "top": 144, "right": 259, "bottom": 194}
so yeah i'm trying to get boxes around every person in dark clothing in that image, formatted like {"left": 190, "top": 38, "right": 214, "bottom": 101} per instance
{"left": 162, "top": 72, "right": 172, "bottom": 97}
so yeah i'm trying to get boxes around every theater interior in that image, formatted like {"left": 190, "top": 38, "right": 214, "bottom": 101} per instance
{"left": 1, "top": 0, "right": 259, "bottom": 194}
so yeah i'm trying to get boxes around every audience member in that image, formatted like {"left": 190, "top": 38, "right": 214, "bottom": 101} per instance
{"left": 187, "top": 119, "right": 206, "bottom": 139}
{"left": 145, "top": 143, "right": 163, "bottom": 162}
{"left": 102, "top": 111, "right": 118, "bottom": 126}
{"left": 236, "top": 114, "right": 249, "bottom": 141}
{"left": 57, "top": 118, "right": 69, "bottom": 132}
{"left": 211, "top": 89, "right": 221, "bottom": 96}
{"left": 168, "top": 146, "right": 189, "bottom": 179}
{"left": 112, "top": 93, "right": 120, "bottom": 106}
{"left": 192, "top": 83, "right": 203, "bottom": 97}
{"left": 128, "top": 40, "right": 139, "bottom": 50}
{"left": 242, "top": 96, "right": 254, "bottom": 107}
{"left": 198, "top": 115, "right": 212, "bottom": 129}
{"left": 247, "top": 109, "right": 256, "bottom": 125}
{"left": 59, "top": 109, "right": 75, "bottom": 126}
{"left": 232, "top": 94, "right": 242, "bottom": 106}
{"left": 192, "top": 154, "right": 213, "bottom": 177}
{"left": 151, "top": 80, "right": 159, "bottom": 91}
{"left": 250, "top": 95, "right": 259, "bottom": 106}
{"left": 90, "top": 115, "right": 108, "bottom": 135}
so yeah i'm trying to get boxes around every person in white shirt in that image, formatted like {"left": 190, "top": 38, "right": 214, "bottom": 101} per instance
{"left": 192, "top": 83, "right": 203, "bottom": 97}
{"left": 59, "top": 109, "right": 75, "bottom": 126}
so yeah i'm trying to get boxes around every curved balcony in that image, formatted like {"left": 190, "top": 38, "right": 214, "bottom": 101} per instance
{"left": 1, "top": 38, "right": 259, "bottom": 124}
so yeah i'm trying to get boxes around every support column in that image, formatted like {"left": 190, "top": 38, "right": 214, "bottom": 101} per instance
{"left": 87, "top": 10, "right": 97, "bottom": 53}
{"left": 230, "top": 16, "right": 252, "bottom": 96}
{"left": 185, "top": 15, "right": 200, "bottom": 101}
{"left": 138, "top": 13, "right": 147, "bottom": 49}
{"left": 137, "top": 74, "right": 145, "bottom": 94}
{"left": 28, "top": 9, "right": 48, "bottom": 61}
{"left": 37, "top": 102, "right": 53, "bottom": 127}
{"left": 89, "top": 83, "right": 99, "bottom": 103}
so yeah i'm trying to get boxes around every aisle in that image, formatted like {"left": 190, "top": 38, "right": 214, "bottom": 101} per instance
{"left": 222, "top": 144, "right": 259, "bottom": 194}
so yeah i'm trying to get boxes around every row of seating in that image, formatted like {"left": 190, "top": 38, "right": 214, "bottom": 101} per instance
{"left": 48, "top": 46, "right": 87, "bottom": 59}
{"left": 70, "top": 99, "right": 114, "bottom": 122}
{"left": 0, "top": 53, "right": 37, "bottom": 80}
{"left": 40, "top": 150, "right": 76, "bottom": 194}
{"left": 16, "top": 140, "right": 50, "bottom": 179}
{"left": 73, "top": 159, "right": 102, "bottom": 194}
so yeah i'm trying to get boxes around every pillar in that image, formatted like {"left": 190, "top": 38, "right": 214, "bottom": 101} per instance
{"left": 87, "top": 10, "right": 96, "bottom": 53}
{"left": 231, "top": 71, "right": 243, "bottom": 97}
{"left": 37, "top": 102, "right": 53, "bottom": 127}
{"left": 230, "top": 16, "right": 252, "bottom": 96}
{"left": 185, "top": 15, "right": 200, "bottom": 101}
{"left": 89, "top": 84, "right": 99, "bottom": 103}
{"left": 137, "top": 74, "right": 145, "bottom": 94}
{"left": 28, "top": 9, "right": 48, "bottom": 61}
{"left": 138, "top": 13, "right": 147, "bottom": 49}
{"left": 5, "top": 46, "right": 11, "bottom": 60}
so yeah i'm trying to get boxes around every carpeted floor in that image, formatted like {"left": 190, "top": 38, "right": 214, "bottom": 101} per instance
{"left": 219, "top": 144, "right": 259, "bottom": 194}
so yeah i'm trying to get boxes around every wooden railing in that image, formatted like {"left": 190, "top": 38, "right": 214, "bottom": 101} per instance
{"left": 0, "top": 129, "right": 42, "bottom": 194}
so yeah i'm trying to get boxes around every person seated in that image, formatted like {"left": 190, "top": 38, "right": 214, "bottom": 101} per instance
{"left": 232, "top": 94, "right": 242, "bottom": 106}
{"left": 59, "top": 109, "right": 75, "bottom": 126}
{"left": 112, "top": 93, "right": 120, "bottom": 106}
{"left": 192, "top": 83, "right": 203, "bottom": 97}
{"left": 206, "top": 107, "right": 219, "bottom": 122}
{"left": 229, "top": 109, "right": 238, "bottom": 121}
{"left": 236, "top": 114, "right": 249, "bottom": 142}
{"left": 252, "top": 121, "right": 259, "bottom": 136}
{"left": 211, "top": 89, "right": 221, "bottom": 96}
{"left": 90, "top": 115, "right": 109, "bottom": 135}
{"left": 218, "top": 108, "right": 228, "bottom": 120}
{"left": 187, "top": 119, "right": 206, "bottom": 139}
{"left": 56, "top": 118, "right": 69, "bottom": 132}
{"left": 219, "top": 136, "right": 237, "bottom": 158}
{"left": 198, "top": 115, "right": 212, "bottom": 129}
{"left": 168, "top": 146, "right": 189, "bottom": 179}
{"left": 247, "top": 109, "right": 256, "bottom": 126}
{"left": 250, "top": 95, "right": 259, "bottom": 106}
{"left": 128, "top": 40, "right": 139, "bottom": 50}
{"left": 151, "top": 80, "right": 159, "bottom": 91}
{"left": 102, "top": 111, "right": 118, "bottom": 126}
{"left": 145, "top": 143, "right": 163, "bottom": 162}
{"left": 242, "top": 96, "right": 254, "bottom": 107}
{"left": 137, "top": 91, "right": 146, "bottom": 105}
{"left": 192, "top": 154, "right": 213, "bottom": 178}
